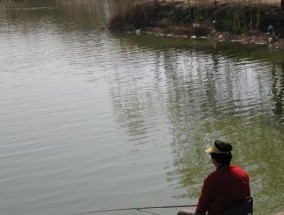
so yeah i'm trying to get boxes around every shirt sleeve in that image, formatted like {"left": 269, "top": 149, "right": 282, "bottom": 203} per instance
{"left": 195, "top": 176, "right": 214, "bottom": 214}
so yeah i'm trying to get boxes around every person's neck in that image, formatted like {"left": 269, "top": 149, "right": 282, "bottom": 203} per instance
{"left": 216, "top": 163, "right": 229, "bottom": 169}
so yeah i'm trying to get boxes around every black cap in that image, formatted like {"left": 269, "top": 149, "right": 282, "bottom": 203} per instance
{"left": 206, "top": 140, "right": 232, "bottom": 154}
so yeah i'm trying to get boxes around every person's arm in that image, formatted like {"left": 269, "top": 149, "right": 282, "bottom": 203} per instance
{"left": 195, "top": 177, "right": 213, "bottom": 214}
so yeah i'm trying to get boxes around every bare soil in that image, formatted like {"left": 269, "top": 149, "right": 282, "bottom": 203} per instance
{"left": 144, "top": 23, "right": 284, "bottom": 49}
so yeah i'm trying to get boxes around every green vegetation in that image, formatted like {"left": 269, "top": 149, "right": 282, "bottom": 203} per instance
{"left": 108, "top": 1, "right": 284, "bottom": 36}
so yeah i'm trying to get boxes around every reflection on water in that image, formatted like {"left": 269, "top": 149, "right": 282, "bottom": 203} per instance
{"left": 109, "top": 34, "right": 284, "bottom": 214}
{"left": 0, "top": 1, "right": 284, "bottom": 215}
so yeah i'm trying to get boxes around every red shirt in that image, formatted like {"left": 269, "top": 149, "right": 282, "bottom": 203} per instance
{"left": 196, "top": 164, "right": 250, "bottom": 215}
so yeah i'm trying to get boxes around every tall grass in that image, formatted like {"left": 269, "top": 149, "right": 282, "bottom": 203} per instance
{"left": 108, "top": 0, "right": 283, "bottom": 35}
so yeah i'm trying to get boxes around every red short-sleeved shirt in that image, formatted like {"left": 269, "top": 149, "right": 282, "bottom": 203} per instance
{"left": 195, "top": 164, "right": 250, "bottom": 215}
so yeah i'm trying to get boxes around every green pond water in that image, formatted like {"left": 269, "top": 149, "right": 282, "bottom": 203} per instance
{"left": 0, "top": 1, "right": 283, "bottom": 215}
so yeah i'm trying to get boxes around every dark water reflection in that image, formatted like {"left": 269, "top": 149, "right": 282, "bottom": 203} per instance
{"left": 0, "top": 1, "right": 283, "bottom": 215}
{"left": 110, "top": 34, "right": 284, "bottom": 214}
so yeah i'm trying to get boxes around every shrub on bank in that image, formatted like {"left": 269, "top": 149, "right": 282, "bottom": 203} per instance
{"left": 108, "top": 1, "right": 284, "bottom": 36}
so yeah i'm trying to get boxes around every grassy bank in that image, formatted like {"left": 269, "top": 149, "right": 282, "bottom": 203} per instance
{"left": 108, "top": 1, "right": 284, "bottom": 46}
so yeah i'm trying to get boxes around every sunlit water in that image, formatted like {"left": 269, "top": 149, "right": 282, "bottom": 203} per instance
{"left": 0, "top": 1, "right": 283, "bottom": 215}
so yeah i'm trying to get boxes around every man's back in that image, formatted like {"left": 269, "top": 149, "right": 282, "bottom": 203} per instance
{"left": 196, "top": 164, "right": 250, "bottom": 215}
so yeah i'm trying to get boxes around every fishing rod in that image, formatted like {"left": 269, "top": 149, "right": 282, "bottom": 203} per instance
{"left": 75, "top": 204, "right": 197, "bottom": 215}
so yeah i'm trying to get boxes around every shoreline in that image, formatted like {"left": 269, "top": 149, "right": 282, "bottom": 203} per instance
{"left": 141, "top": 25, "right": 284, "bottom": 49}
{"left": 108, "top": 1, "right": 284, "bottom": 49}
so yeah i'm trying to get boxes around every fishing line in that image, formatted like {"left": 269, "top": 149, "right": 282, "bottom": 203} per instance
{"left": 74, "top": 204, "right": 197, "bottom": 215}
{"left": 137, "top": 209, "right": 160, "bottom": 215}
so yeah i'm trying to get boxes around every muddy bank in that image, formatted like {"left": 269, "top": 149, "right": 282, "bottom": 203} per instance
{"left": 108, "top": 1, "right": 284, "bottom": 48}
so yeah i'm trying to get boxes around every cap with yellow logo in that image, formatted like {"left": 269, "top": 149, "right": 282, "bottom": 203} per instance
{"left": 206, "top": 140, "right": 232, "bottom": 154}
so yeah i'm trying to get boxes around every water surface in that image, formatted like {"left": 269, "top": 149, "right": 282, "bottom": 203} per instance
{"left": 0, "top": 1, "right": 283, "bottom": 215}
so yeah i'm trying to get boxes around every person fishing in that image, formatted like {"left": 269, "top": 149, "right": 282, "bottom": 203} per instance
{"left": 177, "top": 140, "right": 251, "bottom": 215}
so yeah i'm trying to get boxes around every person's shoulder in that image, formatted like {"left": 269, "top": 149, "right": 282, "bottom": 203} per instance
{"left": 230, "top": 164, "right": 245, "bottom": 171}
{"left": 230, "top": 164, "right": 241, "bottom": 169}
{"left": 230, "top": 164, "right": 249, "bottom": 175}
{"left": 204, "top": 169, "right": 219, "bottom": 181}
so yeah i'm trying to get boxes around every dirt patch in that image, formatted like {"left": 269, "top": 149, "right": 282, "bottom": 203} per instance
{"left": 144, "top": 23, "right": 284, "bottom": 49}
